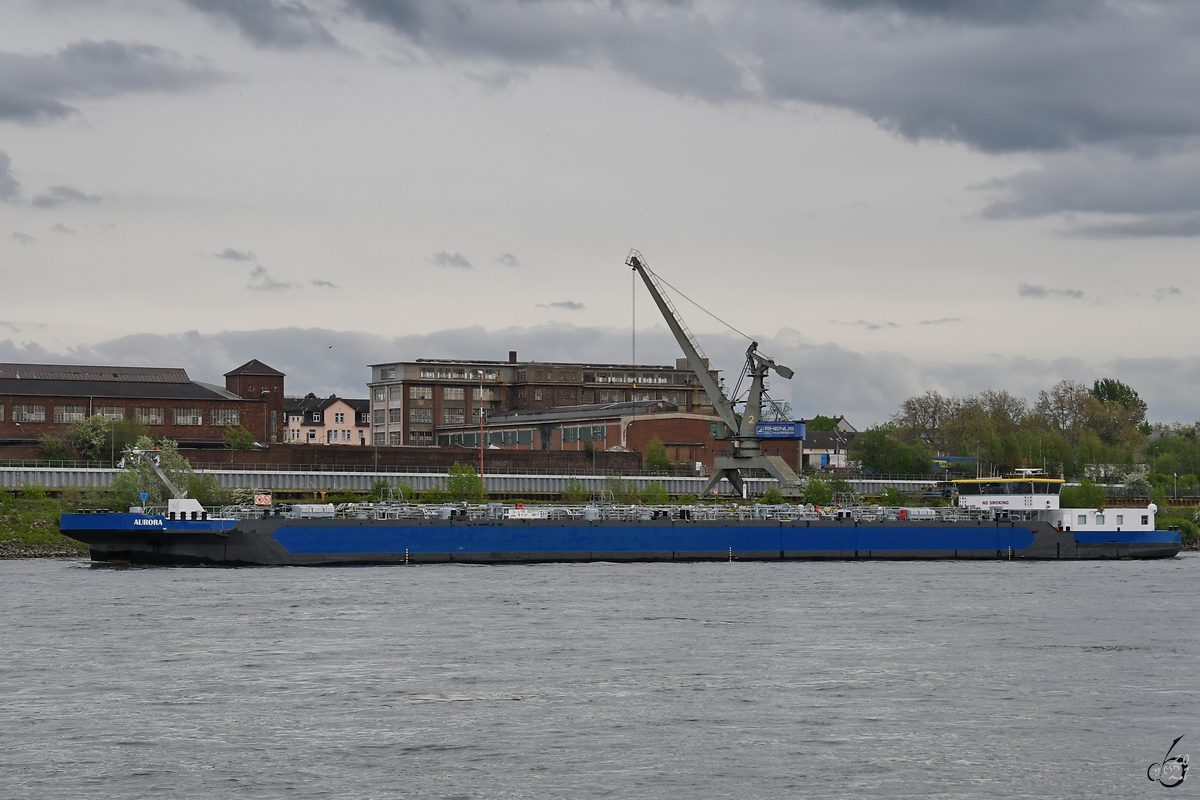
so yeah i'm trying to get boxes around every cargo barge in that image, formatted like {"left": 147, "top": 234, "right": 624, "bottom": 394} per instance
{"left": 60, "top": 476, "right": 1180, "bottom": 565}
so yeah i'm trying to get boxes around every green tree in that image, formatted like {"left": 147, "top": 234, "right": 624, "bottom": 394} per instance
{"left": 761, "top": 399, "right": 793, "bottom": 422}
{"left": 761, "top": 487, "right": 785, "bottom": 504}
{"left": 643, "top": 437, "right": 670, "bottom": 471}
{"left": 602, "top": 475, "right": 639, "bottom": 504}
{"left": 807, "top": 415, "right": 839, "bottom": 432}
{"left": 877, "top": 486, "right": 907, "bottom": 506}
{"left": 445, "top": 462, "right": 487, "bottom": 502}
{"left": 1090, "top": 378, "right": 1148, "bottom": 428}
{"left": 222, "top": 425, "right": 256, "bottom": 450}
{"left": 802, "top": 475, "right": 834, "bottom": 506}
{"left": 39, "top": 434, "right": 72, "bottom": 462}
{"left": 111, "top": 436, "right": 196, "bottom": 508}
{"left": 641, "top": 481, "right": 669, "bottom": 504}
{"left": 849, "top": 426, "right": 933, "bottom": 475}
{"left": 1060, "top": 479, "right": 1107, "bottom": 508}
{"left": 69, "top": 415, "right": 111, "bottom": 461}
{"left": 562, "top": 477, "right": 588, "bottom": 503}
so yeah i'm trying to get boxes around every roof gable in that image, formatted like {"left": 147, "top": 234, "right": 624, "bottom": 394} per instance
{"left": 225, "top": 359, "right": 285, "bottom": 377}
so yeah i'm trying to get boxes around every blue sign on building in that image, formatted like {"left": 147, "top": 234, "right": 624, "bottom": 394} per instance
{"left": 755, "top": 421, "right": 806, "bottom": 439}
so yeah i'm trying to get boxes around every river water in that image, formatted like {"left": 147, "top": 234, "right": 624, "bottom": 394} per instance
{"left": 2, "top": 556, "right": 1196, "bottom": 799}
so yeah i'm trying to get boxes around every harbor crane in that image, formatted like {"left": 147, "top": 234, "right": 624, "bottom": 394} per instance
{"left": 627, "top": 249, "right": 805, "bottom": 498}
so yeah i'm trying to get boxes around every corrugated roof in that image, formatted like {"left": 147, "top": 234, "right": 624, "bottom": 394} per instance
{"left": 0, "top": 378, "right": 240, "bottom": 401}
{"left": 0, "top": 363, "right": 190, "bottom": 383}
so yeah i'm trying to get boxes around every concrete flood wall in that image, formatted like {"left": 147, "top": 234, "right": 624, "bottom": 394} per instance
{"left": 0, "top": 466, "right": 935, "bottom": 497}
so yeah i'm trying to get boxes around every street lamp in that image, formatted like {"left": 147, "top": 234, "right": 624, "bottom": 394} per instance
{"left": 1174, "top": 472, "right": 1178, "bottom": 501}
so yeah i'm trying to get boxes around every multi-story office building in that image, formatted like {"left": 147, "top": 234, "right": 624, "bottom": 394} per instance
{"left": 366, "top": 351, "right": 717, "bottom": 447}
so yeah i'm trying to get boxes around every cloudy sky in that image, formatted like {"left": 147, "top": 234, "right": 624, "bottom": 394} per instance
{"left": 2, "top": 0, "right": 1198, "bottom": 424}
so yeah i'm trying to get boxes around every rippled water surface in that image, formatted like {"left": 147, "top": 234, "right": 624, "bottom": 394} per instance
{"left": 2, "top": 556, "right": 1197, "bottom": 799}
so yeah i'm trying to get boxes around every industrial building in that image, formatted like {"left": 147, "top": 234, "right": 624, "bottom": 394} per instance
{"left": 0, "top": 359, "right": 285, "bottom": 447}
{"left": 366, "top": 351, "right": 717, "bottom": 448}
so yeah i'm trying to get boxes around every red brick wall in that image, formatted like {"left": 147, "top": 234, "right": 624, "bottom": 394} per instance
{"left": 0, "top": 394, "right": 268, "bottom": 443}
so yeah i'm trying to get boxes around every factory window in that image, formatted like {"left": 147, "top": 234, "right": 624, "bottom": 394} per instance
{"left": 373, "top": 409, "right": 385, "bottom": 424}
{"left": 534, "top": 389, "right": 543, "bottom": 401}
{"left": 13, "top": 404, "right": 46, "bottom": 423}
{"left": 97, "top": 406, "right": 124, "bottom": 420}
{"left": 444, "top": 387, "right": 465, "bottom": 401}
{"left": 388, "top": 408, "right": 402, "bottom": 423}
{"left": 409, "top": 430, "right": 433, "bottom": 445}
{"left": 0, "top": 404, "right": 4, "bottom": 422}
{"left": 563, "top": 427, "right": 578, "bottom": 443}
{"left": 410, "top": 386, "right": 433, "bottom": 400}
{"left": 389, "top": 431, "right": 403, "bottom": 446}
{"left": 389, "top": 386, "right": 402, "bottom": 401}
{"left": 381, "top": 368, "right": 396, "bottom": 380}
{"left": 443, "top": 407, "right": 465, "bottom": 425}
{"left": 134, "top": 407, "right": 164, "bottom": 426}
{"left": 173, "top": 408, "right": 204, "bottom": 426}
{"left": 518, "top": 430, "right": 532, "bottom": 445}
{"left": 210, "top": 409, "right": 240, "bottom": 426}
{"left": 53, "top": 405, "right": 87, "bottom": 423}
{"left": 374, "top": 432, "right": 385, "bottom": 445}
{"left": 503, "top": 430, "right": 517, "bottom": 446}
{"left": 472, "top": 388, "right": 496, "bottom": 402}
{"left": 410, "top": 407, "right": 433, "bottom": 423}
{"left": 421, "top": 368, "right": 436, "bottom": 378}
{"left": 374, "top": 388, "right": 385, "bottom": 402}
{"left": 592, "top": 426, "right": 606, "bottom": 441}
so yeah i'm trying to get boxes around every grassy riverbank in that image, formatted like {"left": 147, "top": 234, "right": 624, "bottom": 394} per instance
{"left": 0, "top": 495, "right": 89, "bottom": 558}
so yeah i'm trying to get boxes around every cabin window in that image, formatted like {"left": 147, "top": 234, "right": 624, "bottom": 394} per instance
{"left": 1077, "top": 515, "right": 1087, "bottom": 526}
{"left": 1142, "top": 515, "right": 1149, "bottom": 525}
{"left": 1095, "top": 514, "right": 1105, "bottom": 525}
{"left": 1116, "top": 515, "right": 1124, "bottom": 525}
{"left": 957, "top": 483, "right": 980, "bottom": 495}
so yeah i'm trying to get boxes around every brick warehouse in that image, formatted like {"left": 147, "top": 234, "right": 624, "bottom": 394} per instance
{"left": 0, "top": 360, "right": 284, "bottom": 449}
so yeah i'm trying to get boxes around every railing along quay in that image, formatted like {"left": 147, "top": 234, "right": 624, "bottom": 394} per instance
{"left": 0, "top": 464, "right": 945, "bottom": 495}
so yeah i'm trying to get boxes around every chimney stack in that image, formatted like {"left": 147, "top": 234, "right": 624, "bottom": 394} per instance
{"left": 509, "top": 350, "right": 517, "bottom": 364}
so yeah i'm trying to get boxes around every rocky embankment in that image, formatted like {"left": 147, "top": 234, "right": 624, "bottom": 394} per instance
{"left": 0, "top": 539, "right": 86, "bottom": 558}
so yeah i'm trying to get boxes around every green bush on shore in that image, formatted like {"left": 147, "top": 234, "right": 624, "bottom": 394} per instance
{"left": 0, "top": 495, "right": 89, "bottom": 555}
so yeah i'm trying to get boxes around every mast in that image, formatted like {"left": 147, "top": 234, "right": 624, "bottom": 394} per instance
{"left": 626, "top": 250, "right": 804, "bottom": 498}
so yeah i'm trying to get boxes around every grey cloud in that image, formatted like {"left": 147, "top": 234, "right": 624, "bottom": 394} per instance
{"left": 0, "top": 151, "right": 20, "bottom": 202}
{"left": 346, "top": 0, "right": 745, "bottom": 101}
{"left": 247, "top": 265, "right": 295, "bottom": 291}
{"left": 1072, "top": 216, "right": 1200, "bottom": 238}
{"left": 919, "top": 317, "right": 961, "bottom": 325}
{"left": 833, "top": 319, "right": 899, "bottom": 331}
{"left": 1017, "top": 283, "right": 1083, "bottom": 300}
{"left": 11, "top": 232, "right": 36, "bottom": 244}
{"left": 429, "top": 251, "right": 472, "bottom": 269}
{"left": 540, "top": 301, "right": 585, "bottom": 311}
{"left": 52, "top": 223, "right": 75, "bottom": 234}
{"left": 6, "top": 323, "right": 1198, "bottom": 424}
{"left": 31, "top": 185, "right": 101, "bottom": 209}
{"left": 311, "top": 278, "right": 339, "bottom": 288}
{"left": 345, "top": 0, "right": 1200, "bottom": 155}
{"left": 213, "top": 247, "right": 257, "bottom": 261}
{"left": 180, "top": 0, "right": 339, "bottom": 50}
{"left": 0, "top": 39, "right": 223, "bottom": 123}
{"left": 1153, "top": 287, "right": 1183, "bottom": 301}
{"left": 812, "top": 0, "right": 1100, "bottom": 25}
{"left": 496, "top": 253, "right": 520, "bottom": 267}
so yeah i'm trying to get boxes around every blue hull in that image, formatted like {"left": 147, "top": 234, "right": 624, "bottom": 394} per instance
{"left": 60, "top": 514, "right": 1182, "bottom": 565}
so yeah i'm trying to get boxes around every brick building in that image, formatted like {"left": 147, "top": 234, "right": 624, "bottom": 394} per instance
{"left": 367, "top": 351, "right": 718, "bottom": 447}
{"left": 0, "top": 361, "right": 282, "bottom": 448}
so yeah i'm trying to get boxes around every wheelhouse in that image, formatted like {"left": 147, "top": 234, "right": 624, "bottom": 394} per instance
{"left": 953, "top": 473, "right": 1065, "bottom": 510}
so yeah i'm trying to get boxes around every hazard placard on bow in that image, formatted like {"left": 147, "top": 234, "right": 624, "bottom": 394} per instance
{"left": 253, "top": 494, "right": 272, "bottom": 506}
